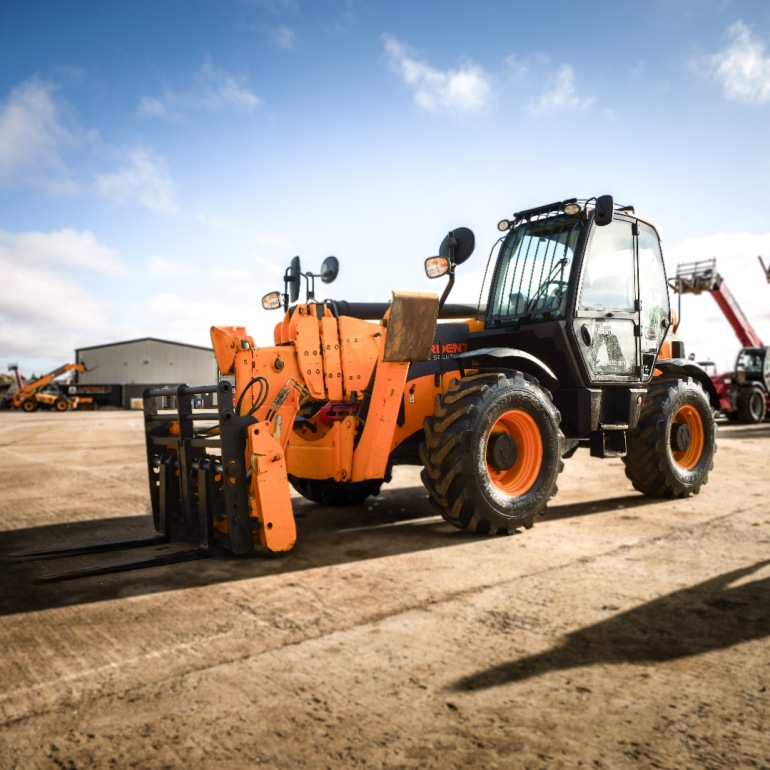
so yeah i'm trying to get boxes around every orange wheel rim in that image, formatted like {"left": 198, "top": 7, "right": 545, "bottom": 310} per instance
{"left": 486, "top": 410, "right": 542, "bottom": 495}
{"left": 672, "top": 404, "right": 704, "bottom": 470}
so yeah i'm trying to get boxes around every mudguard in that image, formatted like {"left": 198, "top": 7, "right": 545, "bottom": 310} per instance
{"left": 655, "top": 358, "right": 720, "bottom": 409}
{"left": 453, "top": 347, "right": 559, "bottom": 392}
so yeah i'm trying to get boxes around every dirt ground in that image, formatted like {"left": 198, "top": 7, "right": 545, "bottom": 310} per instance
{"left": 0, "top": 409, "right": 768, "bottom": 770}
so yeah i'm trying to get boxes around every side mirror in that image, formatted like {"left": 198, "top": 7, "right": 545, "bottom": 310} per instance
{"left": 439, "top": 227, "right": 475, "bottom": 266}
{"left": 320, "top": 256, "right": 339, "bottom": 284}
{"left": 425, "top": 256, "right": 450, "bottom": 279}
{"left": 594, "top": 195, "right": 614, "bottom": 227}
{"left": 262, "top": 291, "right": 282, "bottom": 310}
{"left": 287, "top": 256, "right": 302, "bottom": 303}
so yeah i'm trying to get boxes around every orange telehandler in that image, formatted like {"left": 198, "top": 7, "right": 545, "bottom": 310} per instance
{"left": 5, "top": 363, "right": 92, "bottom": 412}
{"left": 30, "top": 195, "right": 719, "bottom": 578}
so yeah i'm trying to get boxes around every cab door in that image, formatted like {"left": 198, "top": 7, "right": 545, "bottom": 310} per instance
{"left": 636, "top": 221, "right": 671, "bottom": 379}
{"left": 572, "top": 217, "right": 641, "bottom": 383}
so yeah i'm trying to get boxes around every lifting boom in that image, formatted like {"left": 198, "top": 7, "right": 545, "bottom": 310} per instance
{"left": 673, "top": 258, "right": 763, "bottom": 348}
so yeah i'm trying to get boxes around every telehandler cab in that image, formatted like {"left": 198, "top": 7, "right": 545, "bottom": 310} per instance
{"left": 27, "top": 195, "right": 719, "bottom": 578}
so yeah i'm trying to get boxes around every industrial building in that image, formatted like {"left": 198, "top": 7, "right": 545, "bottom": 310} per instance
{"left": 70, "top": 338, "right": 217, "bottom": 409}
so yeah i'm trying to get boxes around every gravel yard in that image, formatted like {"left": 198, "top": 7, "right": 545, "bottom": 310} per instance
{"left": 0, "top": 410, "right": 768, "bottom": 769}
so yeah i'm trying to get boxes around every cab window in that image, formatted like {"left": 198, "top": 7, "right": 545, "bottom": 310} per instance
{"left": 579, "top": 219, "right": 635, "bottom": 312}
{"left": 638, "top": 223, "right": 670, "bottom": 353}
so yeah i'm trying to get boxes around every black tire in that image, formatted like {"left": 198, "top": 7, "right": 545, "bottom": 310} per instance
{"left": 288, "top": 475, "right": 386, "bottom": 507}
{"left": 54, "top": 397, "right": 69, "bottom": 412}
{"left": 623, "top": 377, "right": 716, "bottom": 498}
{"left": 21, "top": 399, "right": 38, "bottom": 413}
{"left": 736, "top": 386, "right": 766, "bottom": 424}
{"left": 419, "top": 372, "right": 564, "bottom": 535}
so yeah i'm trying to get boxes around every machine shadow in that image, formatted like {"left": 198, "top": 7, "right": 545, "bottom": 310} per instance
{"left": 0, "top": 487, "right": 657, "bottom": 616}
{"left": 451, "top": 559, "right": 770, "bottom": 692}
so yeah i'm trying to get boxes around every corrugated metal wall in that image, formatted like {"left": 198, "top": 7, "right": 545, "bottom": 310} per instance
{"left": 75, "top": 338, "right": 217, "bottom": 393}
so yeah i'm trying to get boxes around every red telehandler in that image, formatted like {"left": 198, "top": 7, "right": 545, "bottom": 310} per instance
{"left": 672, "top": 258, "right": 769, "bottom": 423}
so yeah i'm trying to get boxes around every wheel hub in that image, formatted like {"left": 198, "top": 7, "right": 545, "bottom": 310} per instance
{"left": 488, "top": 432, "right": 518, "bottom": 472}
{"left": 671, "top": 422, "right": 691, "bottom": 453}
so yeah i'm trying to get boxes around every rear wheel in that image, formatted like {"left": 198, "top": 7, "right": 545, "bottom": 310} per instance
{"left": 21, "top": 399, "right": 38, "bottom": 413}
{"left": 288, "top": 476, "right": 386, "bottom": 507}
{"left": 623, "top": 377, "right": 716, "bottom": 498}
{"left": 737, "top": 385, "right": 766, "bottom": 424}
{"left": 420, "top": 372, "right": 564, "bottom": 534}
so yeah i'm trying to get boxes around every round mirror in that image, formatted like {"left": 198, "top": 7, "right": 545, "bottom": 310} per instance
{"left": 288, "top": 256, "right": 302, "bottom": 303}
{"left": 439, "top": 227, "right": 475, "bottom": 266}
{"left": 320, "top": 256, "right": 339, "bottom": 284}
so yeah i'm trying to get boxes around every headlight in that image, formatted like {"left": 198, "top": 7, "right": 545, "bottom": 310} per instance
{"left": 563, "top": 202, "right": 581, "bottom": 216}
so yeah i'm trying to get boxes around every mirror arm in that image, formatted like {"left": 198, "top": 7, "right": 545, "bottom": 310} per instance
{"left": 437, "top": 233, "right": 459, "bottom": 310}
{"left": 673, "top": 278, "right": 682, "bottom": 334}
{"left": 438, "top": 272, "right": 455, "bottom": 310}
{"left": 305, "top": 272, "right": 315, "bottom": 301}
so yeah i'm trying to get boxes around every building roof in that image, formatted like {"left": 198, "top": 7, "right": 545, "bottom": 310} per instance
{"left": 75, "top": 337, "right": 212, "bottom": 353}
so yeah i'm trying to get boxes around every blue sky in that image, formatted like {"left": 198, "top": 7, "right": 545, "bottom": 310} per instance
{"left": 2, "top": 0, "right": 770, "bottom": 378}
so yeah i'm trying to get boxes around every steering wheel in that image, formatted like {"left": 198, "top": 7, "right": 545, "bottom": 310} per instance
{"left": 527, "top": 280, "right": 568, "bottom": 313}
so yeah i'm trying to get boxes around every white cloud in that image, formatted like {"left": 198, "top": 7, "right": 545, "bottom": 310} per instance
{"left": 383, "top": 35, "right": 493, "bottom": 115}
{"left": 138, "top": 57, "right": 263, "bottom": 120}
{"left": 504, "top": 55, "right": 530, "bottom": 79}
{"left": 273, "top": 26, "right": 296, "bottom": 49}
{"left": 527, "top": 64, "right": 595, "bottom": 115}
{"left": 0, "top": 228, "right": 126, "bottom": 275}
{"left": 0, "top": 78, "right": 177, "bottom": 213}
{"left": 136, "top": 96, "right": 180, "bottom": 122}
{"left": 194, "top": 208, "right": 232, "bottom": 229}
{"left": 147, "top": 255, "right": 195, "bottom": 276}
{"left": 137, "top": 289, "right": 275, "bottom": 351}
{"left": 0, "top": 80, "right": 80, "bottom": 192}
{"left": 708, "top": 21, "right": 770, "bottom": 104}
{"left": 0, "top": 228, "right": 127, "bottom": 365}
{"left": 94, "top": 149, "right": 179, "bottom": 213}
{"left": 197, "top": 57, "right": 262, "bottom": 111}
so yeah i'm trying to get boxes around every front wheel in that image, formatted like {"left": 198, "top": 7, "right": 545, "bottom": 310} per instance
{"left": 420, "top": 372, "right": 564, "bottom": 535}
{"left": 737, "top": 385, "right": 766, "bottom": 424}
{"left": 623, "top": 377, "right": 716, "bottom": 498}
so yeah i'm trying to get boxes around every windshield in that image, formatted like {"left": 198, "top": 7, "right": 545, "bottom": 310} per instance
{"left": 487, "top": 215, "right": 582, "bottom": 324}
{"left": 736, "top": 349, "right": 764, "bottom": 374}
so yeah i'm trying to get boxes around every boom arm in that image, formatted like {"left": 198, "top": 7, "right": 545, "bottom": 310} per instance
{"left": 672, "top": 259, "right": 763, "bottom": 348}
{"left": 15, "top": 362, "right": 86, "bottom": 398}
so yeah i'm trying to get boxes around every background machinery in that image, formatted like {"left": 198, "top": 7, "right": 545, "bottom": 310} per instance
{"left": 672, "top": 258, "right": 769, "bottom": 423}
{"left": 29, "top": 194, "right": 719, "bottom": 576}
{"left": 4, "top": 363, "right": 92, "bottom": 412}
